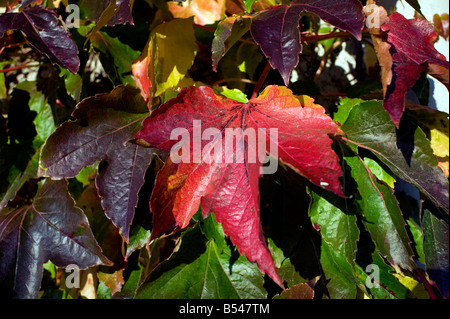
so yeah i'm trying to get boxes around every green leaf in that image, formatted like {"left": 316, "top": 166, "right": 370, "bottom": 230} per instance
{"left": 135, "top": 213, "right": 267, "bottom": 299}
{"left": 333, "top": 97, "right": 364, "bottom": 126}
{"left": 126, "top": 225, "right": 152, "bottom": 260}
{"left": 363, "top": 157, "right": 396, "bottom": 188}
{"left": 430, "top": 129, "right": 449, "bottom": 158}
{"left": 345, "top": 153, "right": 416, "bottom": 271}
{"left": 60, "top": 69, "right": 83, "bottom": 103}
{"left": 308, "top": 188, "right": 360, "bottom": 298}
{"left": 243, "top": 0, "right": 255, "bottom": 13}
{"left": 217, "top": 87, "right": 249, "bottom": 103}
{"left": 355, "top": 253, "right": 409, "bottom": 299}
{"left": 422, "top": 209, "right": 449, "bottom": 298}
{"left": 0, "top": 148, "right": 39, "bottom": 210}
{"left": 211, "top": 16, "right": 251, "bottom": 70}
{"left": 407, "top": 219, "right": 425, "bottom": 265}
{"left": 341, "top": 100, "right": 449, "bottom": 213}
{"left": 90, "top": 31, "right": 141, "bottom": 86}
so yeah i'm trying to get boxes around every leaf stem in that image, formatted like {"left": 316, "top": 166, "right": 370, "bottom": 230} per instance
{"left": 251, "top": 61, "right": 272, "bottom": 99}
{"left": 301, "top": 29, "right": 369, "bottom": 43}
{"left": 193, "top": 24, "right": 217, "bottom": 34}
{"left": 213, "top": 78, "right": 257, "bottom": 87}
{"left": 415, "top": 269, "right": 439, "bottom": 299}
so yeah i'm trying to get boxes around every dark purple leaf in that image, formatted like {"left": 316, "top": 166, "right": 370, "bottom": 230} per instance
{"left": 40, "top": 86, "right": 154, "bottom": 240}
{"left": 81, "top": 0, "right": 134, "bottom": 27}
{"left": 107, "top": 0, "right": 134, "bottom": 26}
{"left": 250, "top": 5, "right": 303, "bottom": 85}
{"left": 250, "top": 0, "right": 364, "bottom": 85}
{"left": 0, "top": 179, "right": 112, "bottom": 299}
{"left": 0, "top": 6, "right": 80, "bottom": 73}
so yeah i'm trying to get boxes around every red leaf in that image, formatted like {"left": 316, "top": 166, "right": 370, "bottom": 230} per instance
{"left": 380, "top": 13, "right": 449, "bottom": 126}
{"left": 136, "top": 85, "right": 344, "bottom": 288}
{"left": 382, "top": 13, "right": 449, "bottom": 69}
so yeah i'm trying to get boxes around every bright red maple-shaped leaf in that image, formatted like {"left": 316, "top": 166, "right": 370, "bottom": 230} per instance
{"left": 381, "top": 13, "right": 449, "bottom": 126}
{"left": 136, "top": 85, "right": 344, "bottom": 287}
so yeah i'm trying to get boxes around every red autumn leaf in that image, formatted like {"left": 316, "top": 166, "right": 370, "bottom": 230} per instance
{"left": 135, "top": 85, "right": 344, "bottom": 288}
{"left": 380, "top": 13, "right": 449, "bottom": 126}
{"left": 382, "top": 13, "right": 449, "bottom": 69}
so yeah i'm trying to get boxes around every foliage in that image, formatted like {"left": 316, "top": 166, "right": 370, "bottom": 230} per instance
{"left": 0, "top": 0, "right": 448, "bottom": 300}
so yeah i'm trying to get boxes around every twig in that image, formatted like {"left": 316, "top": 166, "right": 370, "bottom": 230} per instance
{"left": 0, "top": 63, "right": 40, "bottom": 73}
{"left": 251, "top": 61, "right": 272, "bottom": 99}
{"left": 193, "top": 24, "right": 217, "bottom": 34}
{"left": 314, "top": 39, "right": 343, "bottom": 81}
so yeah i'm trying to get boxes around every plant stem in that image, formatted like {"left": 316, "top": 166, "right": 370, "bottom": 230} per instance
{"left": 314, "top": 39, "right": 343, "bottom": 81}
{"left": 251, "top": 61, "right": 272, "bottom": 99}
{"left": 415, "top": 269, "right": 439, "bottom": 299}
{"left": 193, "top": 24, "right": 217, "bottom": 34}
{"left": 0, "top": 63, "right": 39, "bottom": 73}
{"left": 301, "top": 29, "right": 369, "bottom": 42}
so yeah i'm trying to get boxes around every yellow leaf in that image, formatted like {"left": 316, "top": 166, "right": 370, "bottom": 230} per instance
{"left": 430, "top": 129, "right": 449, "bottom": 158}
{"left": 393, "top": 273, "right": 430, "bottom": 299}
{"left": 132, "top": 18, "right": 198, "bottom": 102}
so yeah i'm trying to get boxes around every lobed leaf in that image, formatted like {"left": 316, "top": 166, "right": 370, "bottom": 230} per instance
{"left": 40, "top": 86, "right": 154, "bottom": 240}
{"left": 0, "top": 179, "right": 111, "bottom": 299}
{"left": 136, "top": 85, "right": 344, "bottom": 288}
